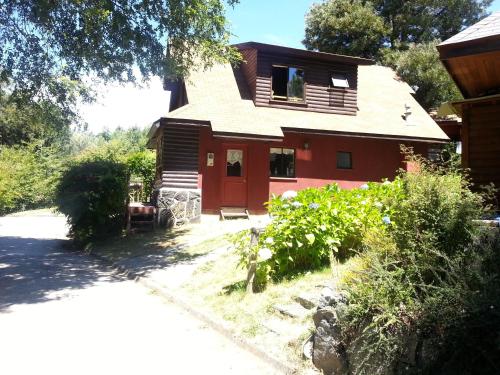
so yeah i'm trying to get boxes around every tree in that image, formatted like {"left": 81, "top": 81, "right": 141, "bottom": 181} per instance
{"left": 304, "top": 0, "right": 492, "bottom": 55}
{"left": 0, "top": 93, "right": 73, "bottom": 146}
{"left": 303, "top": 0, "right": 492, "bottom": 108}
{"left": 381, "top": 41, "right": 462, "bottom": 110}
{"left": 0, "top": 0, "right": 241, "bottom": 105}
{"left": 304, "top": 0, "right": 388, "bottom": 59}
{"left": 371, "top": 0, "right": 493, "bottom": 46}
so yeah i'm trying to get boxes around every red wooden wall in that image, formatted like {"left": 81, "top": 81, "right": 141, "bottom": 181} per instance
{"left": 198, "top": 128, "right": 431, "bottom": 214}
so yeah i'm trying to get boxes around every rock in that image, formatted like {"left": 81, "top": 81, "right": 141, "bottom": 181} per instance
{"left": 273, "top": 303, "right": 310, "bottom": 319}
{"left": 318, "top": 287, "right": 347, "bottom": 309}
{"left": 302, "top": 333, "right": 314, "bottom": 360}
{"left": 295, "top": 293, "right": 320, "bottom": 309}
{"left": 312, "top": 307, "right": 348, "bottom": 375}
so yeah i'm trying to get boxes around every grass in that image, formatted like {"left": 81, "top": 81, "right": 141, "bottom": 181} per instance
{"left": 179, "top": 249, "right": 352, "bottom": 371}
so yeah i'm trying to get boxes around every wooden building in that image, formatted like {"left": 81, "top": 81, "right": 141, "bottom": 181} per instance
{"left": 438, "top": 12, "right": 500, "bottom": 201}
{"left": 148, "top": 42, "right": 448, "bottom": 225}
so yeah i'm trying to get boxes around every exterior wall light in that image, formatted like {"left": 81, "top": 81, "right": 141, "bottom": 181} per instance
{"left": 303, "top": 141, "right": 310, "bottom": 150}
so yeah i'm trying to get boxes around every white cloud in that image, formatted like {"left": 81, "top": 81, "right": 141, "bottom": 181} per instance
{"left": 78, "top": 76, "right": 170, "bottom": 133}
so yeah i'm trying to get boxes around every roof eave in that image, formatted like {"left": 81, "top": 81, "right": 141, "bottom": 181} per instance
{"left": 282, "top": 127, "right": 450, "bottom": 143}
{"left": 233, "top": 41, "right": 375, "bottom": 66}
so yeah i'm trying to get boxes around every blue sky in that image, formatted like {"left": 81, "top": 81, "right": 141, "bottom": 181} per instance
{"left": 227, "top": 0, "right": 500, "bottom": 48}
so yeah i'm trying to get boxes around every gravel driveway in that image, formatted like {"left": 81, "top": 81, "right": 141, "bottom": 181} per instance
{"left": 0, "top": 213, "right": 278, "bottom": 375}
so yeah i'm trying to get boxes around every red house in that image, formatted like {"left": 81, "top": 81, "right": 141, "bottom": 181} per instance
{"left": 148, "top": 42, "right": 448, "bottom": 225}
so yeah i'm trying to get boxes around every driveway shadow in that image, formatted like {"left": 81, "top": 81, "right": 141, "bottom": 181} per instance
{"left": 0, "top": 236, "right": 122, "bottom": 312}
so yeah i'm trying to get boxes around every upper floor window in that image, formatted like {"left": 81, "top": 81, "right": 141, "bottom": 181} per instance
{"left": 272, "top": 66, "right": 305, "bottom": 102}
{"left": 331, "top": 73, "right": 349, "bottom": 88}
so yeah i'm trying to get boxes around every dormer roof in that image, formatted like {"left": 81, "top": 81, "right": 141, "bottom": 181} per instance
{"left": 234, "top": 41, "right": 374, "bottom": 66}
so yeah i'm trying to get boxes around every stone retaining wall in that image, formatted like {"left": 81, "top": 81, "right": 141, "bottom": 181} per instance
{"left": 156, "top": 188, "right": 201, "bottom": 228}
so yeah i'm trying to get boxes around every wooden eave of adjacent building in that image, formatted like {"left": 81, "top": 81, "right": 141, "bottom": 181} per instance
{"left": 449, "top": 93, "right": 500, "bottom": 116}
{"left": 438, "top": 35, "right": 500, "bottom": 99}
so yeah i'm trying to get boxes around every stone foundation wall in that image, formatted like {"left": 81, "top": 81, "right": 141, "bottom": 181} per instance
{"left": 156, "top": 188, "right": 201, "bottom": 228}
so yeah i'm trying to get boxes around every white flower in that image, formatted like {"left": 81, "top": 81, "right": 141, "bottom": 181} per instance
{"left": 291, "top": 201, "right": 302, "bottom": 208}
{"left": 382, "top": 216, "right": 391, "bottom": 224}
{"left": 281, "top": 190, "right": 297, "bottom": 200}
{"left": 309, "top": 203, "right": 320, "bottom": 209}
{"left": 382, "top": 180, "right": 392, "bottom": 185}
{"left": 258, "top": 247, "right": 273, "bottom": 261}
{"left": 375, "top": 202, "right": 383, "bottom": 209}
{"left": 283, "top": 204, "right": 290, "bottom": 209}
{"left": 265, "top": 237, "right": 274, "bottom": 244}
{"left": 360, "top": 184, "right": 369, "bottom": 190}
{"left": 360, "top": 200, "right": 367, "bottom": 205}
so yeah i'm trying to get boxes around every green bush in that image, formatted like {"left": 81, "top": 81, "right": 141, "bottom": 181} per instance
{"left": 55, "top": 159, "right": 129, "bottom": 244}
{"left": 0, "top": 142, "right": 64, "bottom": 215}
{"left": 234, "top": 180, "right": 404, "bottom": 289}
{"left": 125, "top": 150, "right": 156, "bottom": 202}
{"left": 339, "top": 154, "right": 494, "bottom": 374}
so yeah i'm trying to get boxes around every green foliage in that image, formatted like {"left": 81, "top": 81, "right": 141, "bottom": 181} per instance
{"left": 0, "top": 94, "right": 73, "bottom": 146}
{"left": 304, "top": 0, "right": 389, "bottom": 59}
{"left": 0, "top": 0, "right": 241, "bottom": 106}
{"left": 305, "top": 0, "right": 492, "bottom": 54}
{"left": 340, "top": 154, "right": 493, "bottom": 374}
{"left": 55, "top": 159, "right": 129, "bottom": 244}
{"left": 303, "top": 0, "right": 491, "bottom": 108}
{"left": 233, "top": 180, "right": 404, "bottom": 289}
{"left": 371, "top": 0, "right": 492, "bottom": 46}
{"left": 126, "top": 151, "right": 156, "bottom": 201}
{"left": 381, "top": 41, "right": 462, "bottom": 110}
{"left": 0, "top": 142, "right": 65, "bottom": 215}
{"left": 72, "top": 127, "right": 150, "bottom": 162}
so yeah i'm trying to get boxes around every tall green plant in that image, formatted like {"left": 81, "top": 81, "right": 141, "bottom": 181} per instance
{"left": 0, "top": 142, "right": 65, "bottom": 215}
{"left": 55, "top": 159, "right": 129, "bottom": 244}
{"left": 340, "top": 153, "right": 489, "bottom": 374}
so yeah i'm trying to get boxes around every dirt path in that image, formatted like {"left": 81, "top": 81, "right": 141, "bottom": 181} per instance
{"left": 0, "top": 213, "right": 279, "bottom": 375}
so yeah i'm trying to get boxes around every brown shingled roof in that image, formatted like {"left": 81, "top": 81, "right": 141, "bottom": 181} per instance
{"left": 440, "top": 12, "right": 500, "bottom": 46}
{"left": 154, "top": 61, "right": 448, "bottom": 143}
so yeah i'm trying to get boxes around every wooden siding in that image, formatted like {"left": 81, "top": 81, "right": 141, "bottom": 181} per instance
{"left": 254, "top": 51, "right": 358, "bottom": 115}
{"left": 240, "top": 49, "right": 257, "bottom": 97}
{"left": 465, "top": 104, "right": 500, "bottom": 193}
{"left": 160, "top": 123, "right": 200, "bottom": 189}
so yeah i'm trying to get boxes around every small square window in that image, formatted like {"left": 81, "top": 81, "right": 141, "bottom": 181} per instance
{"left": 270, "top": 148, "right": 295, "bottom": 177}
{"left": 331, "top": 73, "right": 349, "bottom": 88}
{"left": 337, "top": 152, "right": 352, "bottom": 169}
{"left": 428, "top": 146, "right": 442, "bottom": 162}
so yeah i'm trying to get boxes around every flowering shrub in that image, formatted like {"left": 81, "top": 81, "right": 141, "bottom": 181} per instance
{"left": 233, "top": 180, "right": 404, "bottom": 288}
{"left": 338, "top": 153, "right": 493, "bottom": 374}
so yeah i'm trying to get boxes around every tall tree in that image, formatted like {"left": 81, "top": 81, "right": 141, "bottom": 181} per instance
{"left": 372, "top": 0, "right": 493, "bottom": 46}
{"left": 0, "top": 0, "right": 241, "bottom": 104}
{"left": 304, "top": 0, "right": 492, "bottom": 54}
{"left": 381, "top": 41, "right": 462, "bottom": 110}
{"left": 304, "top": 0, "right": 388, "bottom": 59}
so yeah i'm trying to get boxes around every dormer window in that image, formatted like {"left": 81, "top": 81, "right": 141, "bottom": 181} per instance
{"left": 272, "top": 66, "right": 305, "bottom": 102}
{"left": 331, "top": 73, "right": 349, "bottom": 88}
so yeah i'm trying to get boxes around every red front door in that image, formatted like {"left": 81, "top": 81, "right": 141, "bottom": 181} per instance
{"left": 221, "top": 144, "right": 248, "bottom": 207}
